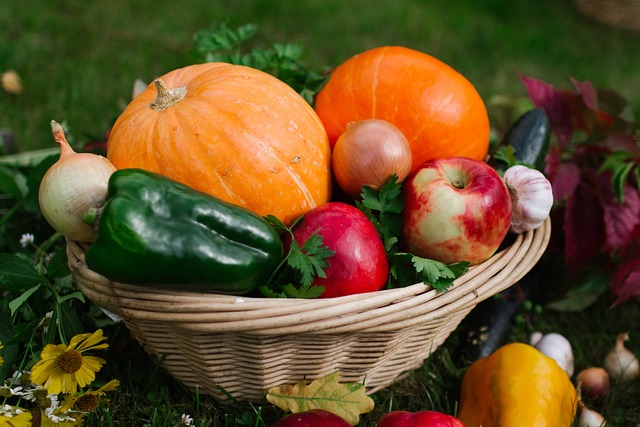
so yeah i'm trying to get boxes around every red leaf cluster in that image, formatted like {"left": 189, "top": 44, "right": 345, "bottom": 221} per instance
{"left": 519, "top": 74, "right": 640, "bottom": 306}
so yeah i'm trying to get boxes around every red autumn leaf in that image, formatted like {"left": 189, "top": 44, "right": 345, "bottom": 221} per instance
{"left": 610, "top": 256, "right": 640, "bottom": 307}
{"left": 544, "top": 145, "right": 561, "bottom": 182}
{"left": 597, "top": 173, "right": 640, "bottom": 254}
{"left": 564, "top": 180, "right": 605, "bottom": 273}
{"left": 550, "top": 161, "right": 581, "bottom": 201}
{"left": 569, "top": 78, "right": 615, "bottom": 132}
{"left": 519, "top": 73, "right": 574, "bottom": 147}
{"left": 601, "top": 134, "right": 640, "bottom": 157}
{"left": 571, "top": 78, "right": 599, "bottom": 110}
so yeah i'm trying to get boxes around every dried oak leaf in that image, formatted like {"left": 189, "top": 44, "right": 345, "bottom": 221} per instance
{"left": 266, "top": 372, "right": 374, "bottom": 426}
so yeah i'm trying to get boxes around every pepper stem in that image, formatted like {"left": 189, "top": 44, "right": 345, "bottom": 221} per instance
{"left": 149, "top": 79, "right": 187, "bottom": 111}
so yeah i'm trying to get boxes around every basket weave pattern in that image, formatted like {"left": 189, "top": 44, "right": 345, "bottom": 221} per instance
{"left": 67, "top": 217, "right": 551, "bottom": 402}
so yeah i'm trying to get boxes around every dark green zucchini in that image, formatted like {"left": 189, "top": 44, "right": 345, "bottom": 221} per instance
{"left": 491, "top": 108, "right": 551, "bottom": 172}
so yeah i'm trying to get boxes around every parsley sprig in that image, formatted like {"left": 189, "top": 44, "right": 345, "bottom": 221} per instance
{"left": 192, "top": 22, "right": 328, "bottom": 105}
{"left": 357, "top": 175, "right": 469, "bottom": 292}
{"left": 261, "top": 215, "right": 334, "bottom": 298}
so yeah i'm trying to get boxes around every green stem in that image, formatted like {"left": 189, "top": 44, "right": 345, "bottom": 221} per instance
{"left": 0, "top": 201, "right": 23, "bottom": 229}
{"left": 34, "top": 231, "right": 62, "bottom": 274}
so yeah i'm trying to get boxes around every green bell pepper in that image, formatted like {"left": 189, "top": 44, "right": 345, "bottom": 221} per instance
{"left": 84, "top": 168, "right": 284, "bottom": 295}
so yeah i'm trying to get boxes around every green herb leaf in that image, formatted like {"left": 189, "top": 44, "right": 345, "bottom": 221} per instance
{"left": 493, "top": 145, "right": 518, "bottom": 169}
{"left": 192, "top": 22, "right": 328, "bottom": 104}
{"left": 357, "top": 174, "right": 404, "bottom": 250}
{"left": 263, "top": 216, "right": 334, "bottom": 298}
{"left": 288, "top": 236, "right": 334, "bottom": 286}
{"left": 392, "top": 253, "right": 469, "bottom": 292}
{"left": 265, "top": 214, "right": 289, "bottom": 233}
{"left": 599, "top": 150, "right": 637, "bottom": 203}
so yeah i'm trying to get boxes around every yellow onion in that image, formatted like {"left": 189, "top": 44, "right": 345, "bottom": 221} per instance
{"left": 38, "top": 120, "right": 116, "bottom": 242}
{"left": 332, "top": 119, "right": 412, "bottom": 198}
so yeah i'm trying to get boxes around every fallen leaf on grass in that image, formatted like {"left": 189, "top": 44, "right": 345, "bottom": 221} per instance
{"left": 266, "top": 372, "right": 374, "bottom": 426}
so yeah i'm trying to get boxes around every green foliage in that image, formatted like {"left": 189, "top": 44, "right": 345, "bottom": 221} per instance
{"left": 192, "top": 22, "right": 328, "bottom": 104}
{"left": 1, "top": 11, "right": 639, "bottom": 425}
{"left": 260, "top": 214, "right": 332, "bottom": 298}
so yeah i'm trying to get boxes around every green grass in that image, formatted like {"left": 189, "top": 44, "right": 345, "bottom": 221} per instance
{"left": 2, "top": 0, "right": 640, "bottom": 152}
{"left": 2, "top": 0, "right": 640, "bottom": 425}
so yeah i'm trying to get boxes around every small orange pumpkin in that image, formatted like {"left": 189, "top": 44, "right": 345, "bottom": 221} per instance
{"left": 314, "top": 46, "right": 490, "bottom": 172}
{"left": 107, "top": 63, "right": 332, "bottom": 225}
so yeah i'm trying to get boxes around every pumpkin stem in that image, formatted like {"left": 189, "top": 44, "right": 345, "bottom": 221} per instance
{"left": 149, "top": 79, "right": 187, "bottom": 111}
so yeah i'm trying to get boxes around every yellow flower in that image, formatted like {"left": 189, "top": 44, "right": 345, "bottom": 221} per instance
{"left": 0, "top": 405, "right": 32, "bottom": 427}
{"left": 61, "top": 379, "right": 120, "bottom": 414}
{"left": 30, "top": 330, "right": 109, "bottom": 395}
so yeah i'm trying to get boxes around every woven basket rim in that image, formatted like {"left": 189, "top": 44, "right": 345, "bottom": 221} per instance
{"left": 68, "top": 216, "right": 551, "bottom": 335}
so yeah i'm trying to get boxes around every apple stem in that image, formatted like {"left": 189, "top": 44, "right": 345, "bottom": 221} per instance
{"left": 451, "top": 180, "right": 466, "bottom": 189}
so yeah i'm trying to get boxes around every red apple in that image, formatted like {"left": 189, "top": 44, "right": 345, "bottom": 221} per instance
{"left": 402, "top": 157, "right": 512, "bottom": 265}
{"left": 377, "top": 410, "right": 467, "bottom": 426}
{"left": 271, "top": 409, "right": 351, "bottom": 426}
{"left": 287, "top": 202, "right": 388, "bottom": 298}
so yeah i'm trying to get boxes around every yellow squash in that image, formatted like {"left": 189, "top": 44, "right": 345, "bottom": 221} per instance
{"left": 458, "top": 342, "right": 578, "bottom": 427}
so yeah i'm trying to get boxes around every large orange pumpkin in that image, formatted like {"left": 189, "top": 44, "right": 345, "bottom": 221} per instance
{"left": 314, "top": 46, "right": 490, "bottom": 172}
{"left": 107, "top": 63, "right": 332, "bottom": 225}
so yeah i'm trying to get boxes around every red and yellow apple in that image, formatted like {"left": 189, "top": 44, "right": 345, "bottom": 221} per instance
{"left": 402, "top": 157, "right": 512, "bottom": 265}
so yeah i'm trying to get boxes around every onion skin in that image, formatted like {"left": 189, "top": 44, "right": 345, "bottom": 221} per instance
{"left": 576, "top": 367, "right": 610, "bottom": 401}
{"left": 38, "top": 121, "right": 116, "bottom": 242}
{"left": 332, "top": 119, "right": 412, "bottom": 198}
{"left": 578, "top": 404, "right": 607, "bottom": 427}
{"left": 603, "top": 332, "right": 640, "bottom": 382}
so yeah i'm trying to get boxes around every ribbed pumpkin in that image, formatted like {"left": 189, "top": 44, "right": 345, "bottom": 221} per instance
{"left": 314, "top": 46, "right": 490, "bottom": 172}
{"left": 106, "top": 63, "right": 332, "bottom": 226}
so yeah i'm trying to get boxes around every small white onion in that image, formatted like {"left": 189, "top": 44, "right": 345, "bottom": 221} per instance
{"left": 502, "top": 165, "right": 554, "bottom": 233}
{"left": 578, "top": 404, "right": 607, "bottom": 427}
{"left": 603, "top": 332, "right": 639, "bottom": 382}
{"left": 38, "top": 120, "right": 116, "bottom": 242}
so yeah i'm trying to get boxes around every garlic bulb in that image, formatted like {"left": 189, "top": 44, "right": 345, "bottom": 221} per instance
{"left": 502, "top": 165, "right": 553, "bottom": 233}
{"left": 530, "top": 331, "right": 575, "bottom": 377}
{"left": 38, "top": 120, "right": 116, "bottom": 242}
{"left": 603, "top": 332, "right": 639, "bottom": 382}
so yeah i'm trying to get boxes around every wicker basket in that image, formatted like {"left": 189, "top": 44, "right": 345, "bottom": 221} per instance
{"left": 575, "top": 0, "right": 640, "bottom": 31}
{"left": 66, "top": 217, "right": 551, "bottom": 402}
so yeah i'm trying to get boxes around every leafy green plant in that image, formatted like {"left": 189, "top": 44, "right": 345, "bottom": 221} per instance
{"left": 192, "top": 22, "right": 328, "bottom": 105}
{"left": 261, "top": 215, "right": 333, "bottom": 299}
